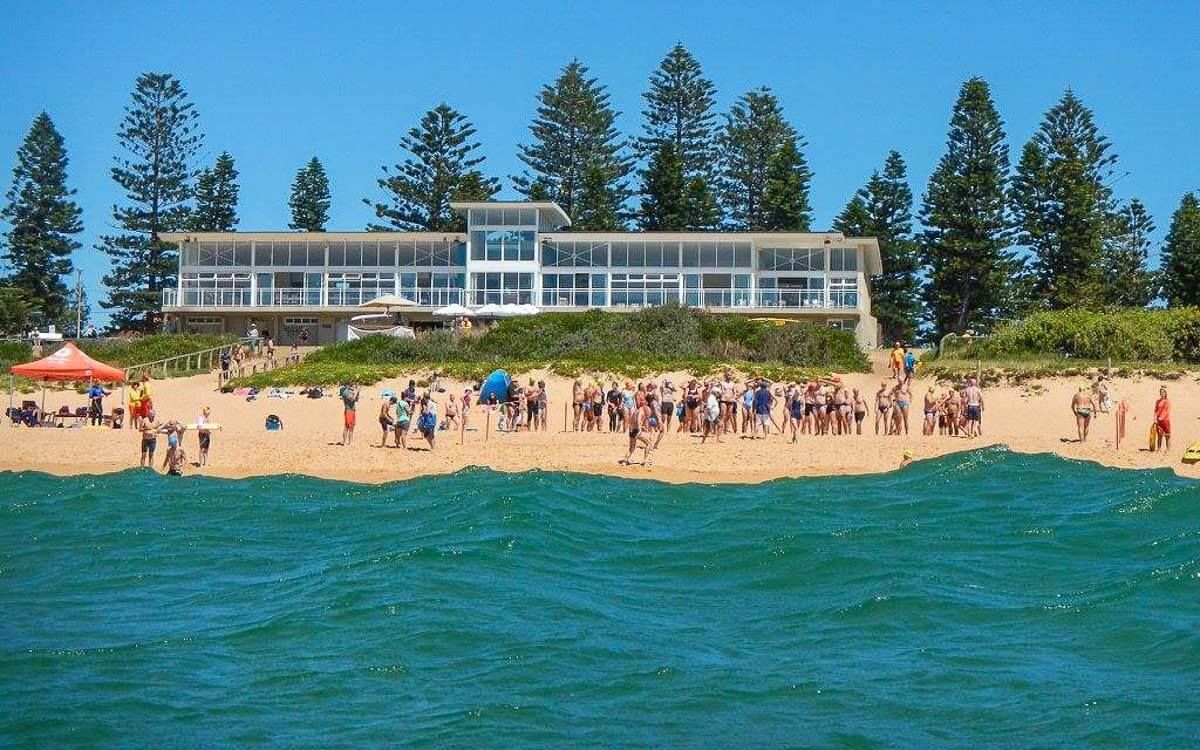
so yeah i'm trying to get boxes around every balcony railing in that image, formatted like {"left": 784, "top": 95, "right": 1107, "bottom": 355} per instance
{"left": 538, "top": 289, "right": 860, "bottom": 310}
{"left": 164, "top": 286, "right": 860, "bottom": 311}
{"left": 165, "top": 288, "right": 465, "bottom": 308}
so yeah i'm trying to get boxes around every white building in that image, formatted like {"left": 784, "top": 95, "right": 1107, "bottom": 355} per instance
{"left": 160, "top": 200, "right": 882, "bottom": 348}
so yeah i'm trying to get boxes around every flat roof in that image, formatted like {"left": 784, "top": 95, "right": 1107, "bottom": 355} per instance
{"left": 450, "top": 200, "right": 572, "bottom": 229}
{"left": 159, "top": 231, "right": 466, "bottom": 242}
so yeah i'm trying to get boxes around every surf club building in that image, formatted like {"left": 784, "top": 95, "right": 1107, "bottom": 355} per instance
{"left": 160, "top": 201, "right": 883, "bottom": 348}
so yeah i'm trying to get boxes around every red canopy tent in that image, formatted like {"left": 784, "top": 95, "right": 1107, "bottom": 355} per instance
{"left": 9, "top": 342, "right": 126, "bottom": 417}
{"left": 10, "top": 342, "right": 125, "bottom": 382}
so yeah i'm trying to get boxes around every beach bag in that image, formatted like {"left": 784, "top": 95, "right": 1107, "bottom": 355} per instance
{"left": 265, "top": 414, "right": 283, "bottom": 431}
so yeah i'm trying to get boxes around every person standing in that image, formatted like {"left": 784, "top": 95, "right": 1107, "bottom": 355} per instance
{"left": 752, "top": 379, "right": 773, "bottom": 438}
{"left": 889, "top": 342, "right": 904, "bottom": 380}
{"left": 196, "top": 405, "right": 215, "bottom": 466}
{"left": 418, "top": 395, "right": 438, "bottom": 450}
{"left": 963, "top": 377, "right": 984, "bottom": 438}
{"left": 87, "top": 379, "right": 110, "bottom": 426}
{"left": 379, "top": 396, "right": 396, "bottom": 447}
{"left": 537, "top": 380, "right": 549, "bottom": 431}
{"left": 1071, "top": 387, "right": 1096, "bottom": 442}
{"left": 393, "top": 396, "right": 411, "bottom": 450}
{"left": 903, "top": 347, "right": 917, "bottom": 381}
{"left": 339, "top": 382, "right": 360, "bottom": 445}
{"left": 1154, "top": 387, "right": 1171, "bottom": 452}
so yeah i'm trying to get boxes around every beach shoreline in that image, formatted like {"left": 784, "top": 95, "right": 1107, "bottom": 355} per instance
{"left": 3, "top": 366, "right": 1197, "bottom": 485}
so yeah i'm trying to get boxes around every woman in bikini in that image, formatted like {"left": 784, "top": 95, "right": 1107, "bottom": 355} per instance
{"left": 683, "top": 380, "right": 701, "bottom": 433}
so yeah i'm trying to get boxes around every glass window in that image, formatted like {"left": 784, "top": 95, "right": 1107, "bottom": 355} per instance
{"left": 682, "top": 242, "right": 701, "bottom": 267}
{"left": 830, "top": 248, "right": 858, "bottom": 271}
{"left": 182, "top": 244, "right": 199, "bottom": 266}
{"left": 662, "top": 243, "right": 680, "bottom": 267}
{"left": 734, "top": 243, "right": 752, "bottom": 268}
{"left": 197, "top": 242, "right": 217, "bottom": 266}
{"left": 717, "top": 242, "right": 733, "bottom": 268}
{"left": 700, "top": 244, "right": 717, "bottom": 267}
{"left": 361, "top": 241, "right": 379, "bottom": 266}
{"left": 234, "top": 242, "right": 252, "bottom": 266}
{"left": 627, "top": 242, "right": 645, "bottom": 267}
{"left": 344, "top": 241, "right": 362, "bottom": 267}
{"left": 610, "top": 242, "right": 629, "bottom": 266}
{"left": 377, "top": 242, "right": 395, "bottom": 266}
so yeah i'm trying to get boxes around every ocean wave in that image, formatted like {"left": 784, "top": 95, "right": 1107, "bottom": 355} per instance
{"left": 1, "top": 449, "right": 1198, "bottom": 747}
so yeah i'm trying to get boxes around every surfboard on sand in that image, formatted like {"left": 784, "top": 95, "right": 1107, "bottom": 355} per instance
{"left": 186, "top": 423, "right": 222, "bottom": 431}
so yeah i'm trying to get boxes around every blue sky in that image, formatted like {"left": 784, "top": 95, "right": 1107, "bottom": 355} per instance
{"left": 1, "top": 1, "right": 1198, "bottom": 322}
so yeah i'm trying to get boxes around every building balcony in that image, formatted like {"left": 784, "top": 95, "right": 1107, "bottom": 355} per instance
{"left": 164, "top": 287, "right": 861, "bottom": 313}
{"left": 163, "top": 288, "right": 466, "bottom": 309}
{"left": 538, "top": 289, "right": 862, "bottom": 312}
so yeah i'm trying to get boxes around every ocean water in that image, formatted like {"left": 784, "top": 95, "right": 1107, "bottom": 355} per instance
{"left": 1, "top": 448, "right": 1197, "bottom": 748}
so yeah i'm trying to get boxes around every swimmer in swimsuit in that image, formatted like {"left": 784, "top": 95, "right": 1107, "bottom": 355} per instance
{"left": 1071, "top": 386, "right": 1096, "bottom": 442}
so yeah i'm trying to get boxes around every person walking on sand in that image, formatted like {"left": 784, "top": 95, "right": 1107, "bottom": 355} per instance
{"left": 890, "top": 342, "right": 904, "bottom": 380}
{"left": 963, "top": 377, "right": 984, "bottom": 438}
{"left": 1071, "top": 387, "right": 1096, "bottom": 442}
{"left": 1154, "top": 387, "right": 1171, "bottom": 452}
{"left": 339, "top": 382, "right": 360, "bottom": 445}
{"left": 621, "top": 398, "right": 653, "bottom": 465}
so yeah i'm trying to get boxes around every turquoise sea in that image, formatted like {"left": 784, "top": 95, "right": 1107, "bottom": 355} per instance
{"left": 1, "top": 448, "right": 1197, "bottom": 748}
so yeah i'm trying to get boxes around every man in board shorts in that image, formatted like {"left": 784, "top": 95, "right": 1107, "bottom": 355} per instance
{"left": 339, "top": 382, "right": 360, "bottom": 445}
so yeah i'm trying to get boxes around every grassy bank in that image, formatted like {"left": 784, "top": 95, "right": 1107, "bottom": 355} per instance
{"left": 924, "top": 308, "right": 1199, "bottom": 383}
{"left": 4, "top": 334, "right": 237, "bottom": 394}
{"left": 228, "top": 306, "right": 871, "bottom": 388}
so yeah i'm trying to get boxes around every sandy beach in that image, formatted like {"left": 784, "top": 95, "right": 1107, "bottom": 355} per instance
{"left": 2, "top": 360, "right": 1197, "bottom": 484}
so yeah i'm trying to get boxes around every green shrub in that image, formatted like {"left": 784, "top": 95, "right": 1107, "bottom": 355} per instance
{"left": 941, "top": 308, "right": 1200, "bottom": 365}
{"left": 227, "top": 306, "right": 870, "bottom": 389}
{"left": 0, "top": 340, "right": 32, "bottom": 371}
{"left": 79, "top": 333, "right": 237, "bottom": 368}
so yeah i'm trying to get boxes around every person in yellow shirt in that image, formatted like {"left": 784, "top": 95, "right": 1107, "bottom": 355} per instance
{"left": 889, "top": 342, "right": 904, "bottom": 380}
{"left": 135, "top": 376, "right": 154, "bottom": 419}
{"left": 127, "top": 380, "right": 142, "bottom": 429}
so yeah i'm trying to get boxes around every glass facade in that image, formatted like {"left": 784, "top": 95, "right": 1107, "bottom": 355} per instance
{"left": 470, "top": 230, "right": 536, "bottom": 261}
{"left": 168, "top": 204, "right": 872, "bottom": 340}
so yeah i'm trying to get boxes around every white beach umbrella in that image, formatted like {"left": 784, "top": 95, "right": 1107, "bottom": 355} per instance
{"left": 360, "top": 293, "right": 417, "bottom": 310}
{"left": 432, "top": 303, "right": 475, "bottom": 317}
{"left": 504, "top": 304, "right": 541, "bottom": 317}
